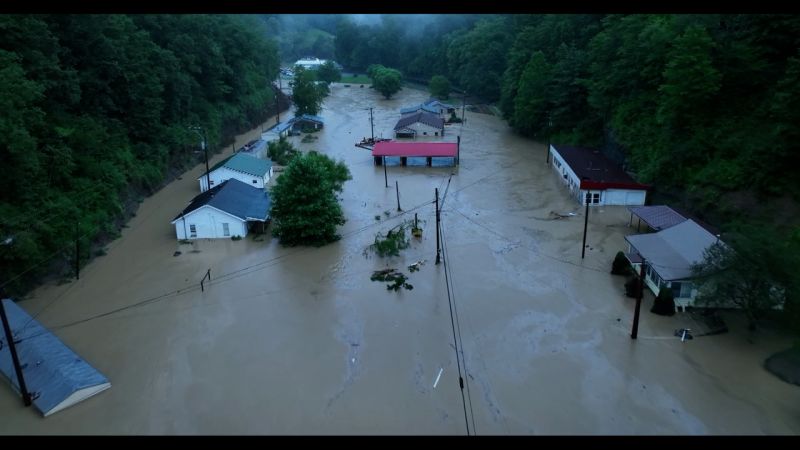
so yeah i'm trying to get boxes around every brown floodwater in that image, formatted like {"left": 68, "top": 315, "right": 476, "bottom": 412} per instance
{"left": 1, "top": 84, "right": 798, "bottom": 435}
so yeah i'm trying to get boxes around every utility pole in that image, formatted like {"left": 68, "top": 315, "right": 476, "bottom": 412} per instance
{"left": 435, "top": 188, "right": 441, "bottom": 265}
{"left": 0, "top": 300, "right": 32, "bottom": 406}
{"left": 631, "top": 259, "right": 645, "bottom": 339}
{"left": 383, "top": 156, "right": 388, "bottom": 188}
{"left": 369, "top": 107, "right": 375, "bottom": 142}
{"left": 396, "top": 181, "right": 401, "bottom": 212}
{"left": 581, "top": 191, "right": 590, "bottom": 259}
{"left": 277, "top": 76, "right": 282, "bottom": 123}
{"left": 546, "top": 114, "right": 552, "bottom": 164}
{"left": 75, "top": 221, "right": 80, "bottom": 280}
{"left": 203, "top": 132, "right": 210, "bottom": 191}
{"left": 461, "top": 91, "right": 466, "bottom": 124}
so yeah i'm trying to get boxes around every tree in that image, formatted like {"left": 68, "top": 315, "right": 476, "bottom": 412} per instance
{"left": 371, "top": 66, "right": 403, "bottom": 99}
{"left": 651, "top": 287, "right": 676, "bottom": 316}
{"left": 291, "top": 66, "right": 324, "bottom": 116}
{"left": 428, "top": 75, "right": 451, "bottom": 99}
{"left": 270, "top": 152, "right": 351, "bottom": 247}
{"left": 317, "top": 60, "right": 341, "bottom": 84}
{"left": 267, "top": 137, "right": 299, "bottom": 166}
{"left": 692, "top": 227, "right": 790, "bottom": 330}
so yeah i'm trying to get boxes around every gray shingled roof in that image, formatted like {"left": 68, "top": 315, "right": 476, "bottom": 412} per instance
{"left": 625, "top": 219, "right": 719, "bottom": 281}
{"left": 173, "top": 179, "right": 271, "bottom": 222}
{"left": 0, "top": 299, "right": 111, "bottom": 416}
{"left": 394, "top": 111, "right": 444, "bottom": 131}
{"left": 627, "top": 205, "right": 687, "bottom": 231}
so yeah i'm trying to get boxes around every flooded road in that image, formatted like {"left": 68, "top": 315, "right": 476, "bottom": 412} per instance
{"left": 1, "top": 84, "right": 798, "bottom": 434}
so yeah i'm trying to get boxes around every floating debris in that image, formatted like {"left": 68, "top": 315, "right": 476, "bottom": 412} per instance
{"left": 370, "top": 268, "right": 413, "bottom": 291}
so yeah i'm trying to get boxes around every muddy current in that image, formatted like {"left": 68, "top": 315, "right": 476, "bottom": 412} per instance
{"left": 1, "top": 84, "right": 798, "bottom": 435}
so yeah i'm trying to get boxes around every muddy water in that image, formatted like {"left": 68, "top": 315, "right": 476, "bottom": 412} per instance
{"left": 1, "top": 85, "right": 798, "bottom": 435}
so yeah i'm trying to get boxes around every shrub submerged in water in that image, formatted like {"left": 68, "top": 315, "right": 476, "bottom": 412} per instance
{"left": 612, "top": 251, "right": 632, "bottom": 275}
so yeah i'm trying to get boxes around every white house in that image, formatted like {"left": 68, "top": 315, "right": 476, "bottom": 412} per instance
{"left": 198, "top": 152, "right": 273, "bottom": 192}
{"left": 548, "top": 144, "right": 649, "bottom": 206}
{"left": 294, "top": 57, "right": 326, "bottom": 70}
{"left": 624, "top": 219, "right": 720, "bottom": 311}
{"left": 393, "top": 111, "right": 445, "bottom": 139}
{"left": 172, "top": 179, "right": 271, "bottom": 240}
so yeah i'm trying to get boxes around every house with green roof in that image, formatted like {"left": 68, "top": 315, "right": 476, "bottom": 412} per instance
{"left": 198, "top": 152, "right": 273, "bottom": 192}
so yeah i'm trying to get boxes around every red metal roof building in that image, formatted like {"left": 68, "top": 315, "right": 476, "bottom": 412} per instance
{"left": 549, "top": 144, "right": 649, "bottom": 206}
{"left": 372, "top": 140, "right": 460, "bottom": 166}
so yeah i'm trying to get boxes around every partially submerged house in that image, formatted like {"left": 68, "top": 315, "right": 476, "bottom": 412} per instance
{"left": 400, "top": 99, "right": 456, "bottom": 119}
{"left": 425, "top": 99, "right": 456, "bottom": 116}
{"left": 624, "top": 219, "right": 720, "bottom": 311}
{"left": 549, "top": 144, "right": 649, "bottom": 206}
{"left": 291, "top": 114, "right": 324, "bottom": 132}
{"left": 261, "top": 121, "right": 294, "bottom": 142}
{"left": 393, "top": 111, "right": 445, "bottom": 139}
{"left": 198, "top": 152, "right": 273, "bottom": 192}
{"left": 0, "top": 299, "right": 111, "bottom": 416}
{"left": 400, "top": 103, "right": 440, "bottom": 116}
{"left": 173, "top": 179, "right": 271, "bottom": 239}
{"left": 372, "top": 140, "right": 459, "bottom": 167}
{"left": 238, "top": 139, "right": 268, "bottom": 159}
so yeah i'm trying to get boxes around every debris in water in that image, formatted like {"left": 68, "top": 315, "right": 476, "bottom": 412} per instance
{"left": 370, "top": 268, "right": 413, "bottom": 291}
{"left": 407, "top": 260, "right": 426, "bottom": 273}
{"left": 173, "top": 251, "right": 181, "bottom": 257}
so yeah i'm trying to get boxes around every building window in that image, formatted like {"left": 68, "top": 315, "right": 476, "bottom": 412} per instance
{"left": 423, "top": 132, "right": 428, "bottom": 135}
{"left": 209, "top": 180, "right": 214, "bottom": 186}
{"left": 585, "top": 192, "right": 601, "bottom": 205}
{"left": 252, "top": 179, "right": 258, "bottom": 184}
{"left": 671, "top": 281, "right": 692, "bottom": 298}
{"left": 435, "top": 132, "right": 438, "bottom": 136}
{"left": 222, "top": 223, "right": 230, "bottom": 237}
{"left": 189, "top": 224, "right": 197, "bottom": 238}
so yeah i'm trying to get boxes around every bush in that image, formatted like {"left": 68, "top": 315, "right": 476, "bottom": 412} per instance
{"left": 624, "top": 276, "right": 641, "bottom": 298}
{"left": 231, "top": 235, "right": 242, "bottom": 241}
{"left": 651, "top": 287, "right": 676, "bottom": 316}
{"left": 612, "top": 251, "right": 632, "bottom": 275}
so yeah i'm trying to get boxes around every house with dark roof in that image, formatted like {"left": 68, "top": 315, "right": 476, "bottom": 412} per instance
{"left": 198, "top": 152, "right": 273, "bottom": 192}
{"left": 549, "top": 144, "right": 649, "bottom": 206}
{"left": 393, "top": 111, "right": 445, "bottom": 139}
{"left": 624, "top": 219, "right": 721, "bottom": 311}
{"left": 400, "top": 103, "right": 440, "bottom": 116}
{"left": 425, "top": 99, "right": 456, "bottom": 115}
{"left": 172, "top": 179, "right": 271, "bottom": 239}
{"left": 291, "top": 114, "right": 324, "bottom": 132}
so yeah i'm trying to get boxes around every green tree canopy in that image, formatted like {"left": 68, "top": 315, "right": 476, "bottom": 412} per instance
{"left": 317, "top": 60, "right": 342, "bottom": 84}
{"left": 370, "top": 65, "right": 403, "bottom": 99}
{"left": 269, "top": 152, "right": 351, "bottom": 247}
{"left": 428, "top": 75, "right": 451, "bottom": 99}
{"left": 291, "top": 66, "right": 324, "bottom": 116}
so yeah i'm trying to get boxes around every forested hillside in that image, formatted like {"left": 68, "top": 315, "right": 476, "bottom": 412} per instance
{"left": 0, "top": 14, "right": 280, "bottom": 295}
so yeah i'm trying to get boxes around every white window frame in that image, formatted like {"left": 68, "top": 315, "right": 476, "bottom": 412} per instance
{"left": 222, "top": 223, "right": 230, "bottom": 237}
{"left": 189, "top": 224, "right": 197, "bottom": 238}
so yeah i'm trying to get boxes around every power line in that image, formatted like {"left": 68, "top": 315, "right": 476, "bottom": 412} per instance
{"left": 439, "top": 211, "right": 477, "bottom": 435}
{"left": 15, "top": 199, "right": 438, "bottom": 342}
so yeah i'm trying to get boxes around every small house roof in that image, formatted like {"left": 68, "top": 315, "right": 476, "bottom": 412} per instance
{"left": 175, "top": 179, "right": 271, "bottom": 222}
{"left": 627, "top": 205, "right": 687, "bottom": 231}
{"left": 625, "top": 219, "right": 719, "bottom": 281}
{"left": 400, "top": 103, "right": 440, "bottom": 115}
{"left": 199, "top": 153, "right": 271, "bottom": 179}
{"left": 394, "top": 111, "right": 444, "bottom": 131}
{"left": 425, "top": 99, "right": 455, "bottom": 110}
{"left": 294, "top": 114, "right": 324, "bottom": 124}
{"left": 0, "top": 299, "right": 111, "bottom": 417}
